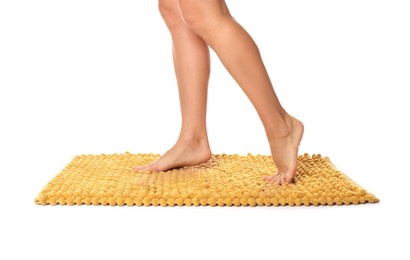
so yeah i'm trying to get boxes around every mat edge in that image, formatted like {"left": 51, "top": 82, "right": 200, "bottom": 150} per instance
{"left": 324, "top": 156, "right": 380, "bottom": 203}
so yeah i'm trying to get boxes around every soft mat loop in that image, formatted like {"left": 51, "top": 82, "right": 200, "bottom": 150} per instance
{"left": 34, "top": 152, "right": 379, "bottom": 206}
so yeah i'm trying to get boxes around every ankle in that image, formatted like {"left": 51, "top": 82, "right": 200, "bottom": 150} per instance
{"left": 267, "top": 113, "right": 293, "bottom": 140}
{"left": 178, "top": 133, "right": 209, "bottom": 146}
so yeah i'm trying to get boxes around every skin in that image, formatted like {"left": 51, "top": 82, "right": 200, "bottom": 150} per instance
{"left": 132, "top": 0, "right": 304, "bottom": 185}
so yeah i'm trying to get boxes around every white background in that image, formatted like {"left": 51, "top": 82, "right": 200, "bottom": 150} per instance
{"left": 1, "top": 0, "right": 409, "bottom": 259}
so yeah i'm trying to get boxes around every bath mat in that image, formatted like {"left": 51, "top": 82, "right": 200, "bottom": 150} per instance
{"left": 34, "top": 152, "right": 379, "bottom": 206}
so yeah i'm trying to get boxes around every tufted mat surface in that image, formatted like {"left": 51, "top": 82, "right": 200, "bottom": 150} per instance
{"left": 34, "top": 152, "right": 379, "bottom": 207}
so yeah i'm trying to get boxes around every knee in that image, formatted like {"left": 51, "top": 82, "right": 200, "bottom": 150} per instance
{"left": 178, "top": 0, "right": 223, "bottom": 39}
{"left": 158, "top": 0, "right": 181, "bottom": 30}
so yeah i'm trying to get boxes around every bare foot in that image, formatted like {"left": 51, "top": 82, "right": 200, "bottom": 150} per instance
{"left": 131, "top": 139, "right": 212, "bottom": 172}
{"left": 264, "top": 115, "right": 304, "bottom": 185}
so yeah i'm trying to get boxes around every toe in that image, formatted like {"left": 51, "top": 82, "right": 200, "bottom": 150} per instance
{"left": 132, "top": 166, "right": 141, "bottom": 171}
{"left": 276, "top": 174, "right": 285, "bottom": 185}
{"left": 264, "top": 175, "right": 274, "bottom": 182}
{"left": 283, "top": 170, "right": 297, "bottom": 184}
{"left": 273, "top": 173, "right": 285, "bottom": 185}
{"left": 132, "top": 165, "right": 150, "bottom": 172}
{"left": 284, "top": 174, "right": 294, "bottom": 184}
{"left": 150, "top": 165, "right": 162, "bottom": 172}
{"left": 264, "top": 175, "right": 280, "bottom": 184}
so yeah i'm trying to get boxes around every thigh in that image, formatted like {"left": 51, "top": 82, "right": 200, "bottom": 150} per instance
{"left": 159, "top": 0, "right": 188, "bottom": 29}
{"left": 159, "top": 0, "right": 182, "bottom": 17}
{"left": 177, "top": 0, "right": 229, "bottom": 19}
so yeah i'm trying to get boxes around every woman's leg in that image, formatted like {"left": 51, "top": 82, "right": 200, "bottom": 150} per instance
{"left": 177, "top": 0, "right": 304, "bottom": 184}
{"left": 132, "top": 0, "right": 212, "bottom": 172}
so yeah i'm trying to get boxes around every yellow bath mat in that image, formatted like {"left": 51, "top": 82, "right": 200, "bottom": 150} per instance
{"left": 34, "top": 152, "right": 379, "bottom": 207}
